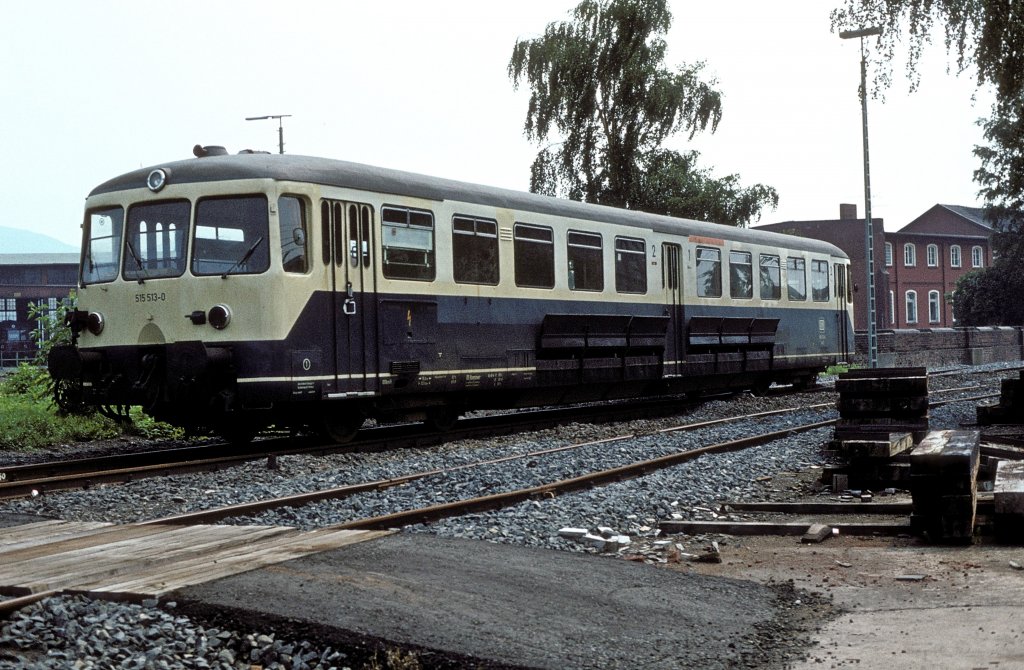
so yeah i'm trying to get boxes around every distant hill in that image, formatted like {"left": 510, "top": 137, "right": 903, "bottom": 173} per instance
{"left": 0, "top": 226, "right": 77, "bottom": 253}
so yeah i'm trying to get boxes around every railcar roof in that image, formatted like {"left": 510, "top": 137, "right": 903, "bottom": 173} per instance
{"left": 91, "top": 153, "right": 846, "bottom": 258}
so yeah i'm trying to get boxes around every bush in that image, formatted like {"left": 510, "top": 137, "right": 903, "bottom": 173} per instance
{"left": 0, "top": 394, "right": 121, "bottom": 451}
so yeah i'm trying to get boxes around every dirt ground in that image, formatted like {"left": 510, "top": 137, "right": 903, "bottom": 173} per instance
{"left": 679, "top": 531, "right": 1024, "bottom": 669}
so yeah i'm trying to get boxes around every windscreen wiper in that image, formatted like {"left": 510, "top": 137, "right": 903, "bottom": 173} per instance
{"left": 222, "top": 236, "right": 264, "bottom": 279}
{"left": 125, "top": 239, "right": 146, "bottom": 284}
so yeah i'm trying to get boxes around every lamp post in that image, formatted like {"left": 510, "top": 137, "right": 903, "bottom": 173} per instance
{"left": 840, "top": 26, "right": 882, "bottom": 369}
{"left": 245, "top": 114, "right": 292, "bottom": 154}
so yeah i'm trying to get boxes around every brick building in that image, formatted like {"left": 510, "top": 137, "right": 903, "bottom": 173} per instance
{"left": 757, "top": 204, "right": 1003, "bottom": 332}
{"left": 0, "top": 253, "right": 78, "bottom": 366}
{"left": 884, "top": 205, "right": 995, "bottom": 328}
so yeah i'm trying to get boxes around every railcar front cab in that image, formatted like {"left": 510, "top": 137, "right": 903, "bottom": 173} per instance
{"left": 49, "top": 166, "right": 313, "bottom": 439}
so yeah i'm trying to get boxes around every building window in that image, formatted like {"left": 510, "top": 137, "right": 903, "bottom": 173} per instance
{"left": 453, "top": 215, "right": 499, "bottom": 285}
{"left": 889, "top": 290, "right": 896, "bottom": 326}
{"left": 786, "top": 257, "right": 806, "bottom": 301}
{"left": 950, "top": 245, "right": 961, "bottom": 268}
{"left": 381, "top": 206, "right": 435, "bottom": 281}
{"left": 972, "top": 246, "right": 984, "bottom": 268}
{"left": 0, "top": 298, "right": 15, "bottom": 321}
{"left": 905, "top": 290, "right": 918, "bottom": 324}
{"left": 903, "top": 243, "right": 916, "bottom": 267}
{"left": 811, "top": 259, "right": 829, "bottom": 301}
{"left": 926, "top": 244, "right": 938, "bottom": 267}
{"left": 729, "top": 251, "right": 753, "bottom": 299}
{"left": 695, "top": 246, "right": 722, "bottom": 298}
{"left": 614, "top": 237, "right": 647, "bottom": 294}
{"left": 884, "top": 242, "right": 893, "bottom": 267}
{"left": 514, "top": 223, "right": 554, "bottom": 288}
{"left": 567, "top": 231, "right": 603, "bottom": 291}
{"left": 928, "top": 290, "right": 941, "bottom": 323}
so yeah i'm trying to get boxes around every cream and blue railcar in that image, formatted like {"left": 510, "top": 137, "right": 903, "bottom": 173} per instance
{"left": 49, "top": 150, "right": 854, "bottom": 441}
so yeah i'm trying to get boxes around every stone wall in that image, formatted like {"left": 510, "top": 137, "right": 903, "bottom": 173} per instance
{"left": 854, "top": 327, "right": 1023, "bottom": 368}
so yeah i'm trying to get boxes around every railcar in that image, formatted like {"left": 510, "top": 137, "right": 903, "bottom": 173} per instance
{"left": 49, "top": 147, "right": 854, "bottom": 442}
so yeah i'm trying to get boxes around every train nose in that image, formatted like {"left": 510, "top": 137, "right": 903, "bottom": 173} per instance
{"left": 138, "top": 323, "right": 166, "bottom": 345}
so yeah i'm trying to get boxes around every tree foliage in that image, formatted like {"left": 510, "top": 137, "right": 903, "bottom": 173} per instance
{"left": 509, "top": 0, "right": 777, "bottom": 226}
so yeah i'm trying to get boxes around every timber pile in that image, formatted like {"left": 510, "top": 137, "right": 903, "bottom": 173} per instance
{"left": 909, "top": 430, "right": 980, "bottom": 544}
{"left": 977, "top": 370, "right": 1024, "bottom": 425}
{"left": 994, "top": 460, "right": 1024, "bottom": 541}
{"left": 831, "top": 367, "right": 928, "bottom": 487}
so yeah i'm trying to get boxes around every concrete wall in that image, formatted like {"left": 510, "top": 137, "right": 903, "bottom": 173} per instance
{"left": 854, "top": 327, "right": 1023, "bottom": 368}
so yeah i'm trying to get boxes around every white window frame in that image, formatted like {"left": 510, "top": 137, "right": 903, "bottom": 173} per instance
{"left": 905, "top": 290, "right": 918, "bottom": 324}
{"left": 972, "top": 246, "right": 984, "bottom": 268}
{"left": 926, "top": 244, "right": 938, "bottom": 267}
{"left": 928, "top": 290, "right": 941, "bottom": 324}
{"left": 884, "top": 242, "right": 893, "bottom": 267}
{"left": 889, "top": 290, "right": 896, "bottom": 326}
{"left": 904, "top": 243, "right": 916, "bottom": 267}
{"left": 950, "top": 245, "right": 961, "bottom": 268}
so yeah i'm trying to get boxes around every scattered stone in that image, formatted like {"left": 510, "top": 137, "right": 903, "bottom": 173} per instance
{"left": 801, "top": 524, "right": 833, "bottom": 544}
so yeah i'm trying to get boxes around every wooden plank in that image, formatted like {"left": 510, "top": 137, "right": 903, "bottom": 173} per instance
{"left": 0, "top": 523, "right": 167, "bottom": 564}
{"left": 0, "top": 520, "right": 86, "bottom": 545}
{"left": 724, "top": 501, "right": 912, "bottom": 514}
{"left": 659, "top": 520, "right": 912, "bottom": 536}
{"left": 88, "top": 529, "right": 391, "bottom": 597}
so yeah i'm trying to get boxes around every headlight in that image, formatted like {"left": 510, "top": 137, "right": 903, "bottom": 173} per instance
{"left": 86, "top": 311, "right": 104, "bottom": 336}
{"left": 146, "top": 168, "right": 168, "bottom": 192}
{"left": 208, "top": 304, "right": 231, "bottom": 330}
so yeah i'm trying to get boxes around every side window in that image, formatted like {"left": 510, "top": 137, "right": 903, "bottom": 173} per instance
{"left": 884, "top": 242, "right": 893, "bottom": 267}
{"left": 759, "top": 254, "right": 781, "bottom": 300}
{"left": 950, "top": 245, "right": 961, "bottom": 268}
{"left": 382, "top": 206, "right": 435, "bottom": 281}
{"left": 729, "top": 250, "right": 753, "bottom": 299}
{"left": 811, "top": 259, "right": 829, "bottom": 301}
{"left": 279, "top": 196, "right": 308, "bottom": 273}
{"left": 786, "top": 257, "right": 806, "bottom": 301}
{"left": 695, "top": 246, "right": 722, "bottom": 298}
{"left": 926, "top": 244, "right": 938, "bottom": 267}
{"left": 928, "top": 290, "right": 941, "bottom": 323}
{"left": 567, "top": 231, "right": 603, "bottom": 291}
{"left": 514, "top": 223, "right": 554, "bottom": 288}
{"left": 452, "top": 215, "right": 498, "bottom": 285}
{"left": 906, "top": 290, "right": 918, "bottom": 324}
{"left": 615, "top": 237, "right": 647, "bottom": 294}
{"left": 972, "top": 245, "right": 984, "bottom": 268}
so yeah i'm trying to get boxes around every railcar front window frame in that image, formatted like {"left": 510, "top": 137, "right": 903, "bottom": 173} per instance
{"left": 81, "top": 206, "right": 125, "bottom": 285}
{"left": 124, "top": 200, "right": 190, "bottom": 281}
{"left": 191, "top": 195, "right": 270, "bottom": 277}
{"left": 452, "top": 215, "right": 499, "bottom": 285}
{"left": 279, "top": 196, "right": 309, "bottom": 274}
{"left": 381, "top": 205, "right": 435, "bottom": 281}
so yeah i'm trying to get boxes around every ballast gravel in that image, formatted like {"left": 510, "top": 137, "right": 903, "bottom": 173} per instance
{"left": 0, "top": 362, "right": 1016, "bottom": 669}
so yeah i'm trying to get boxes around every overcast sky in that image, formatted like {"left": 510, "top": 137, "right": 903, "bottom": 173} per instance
{"left": 0, "top": 0, "right": 993, "bottom": 249}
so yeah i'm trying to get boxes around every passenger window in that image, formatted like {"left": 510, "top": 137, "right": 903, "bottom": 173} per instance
{"left": 615, "top": 237, "right": 646, "bottom": 294}
{"left": 382, "top": 206, "right": 435, "bottom": 281}
{"left": 567, "top": 231, "right": 603, "bottom": 291}
{"left": 786, "top": 257, "right": 807, "bottom": 301}
{"left": 695, "top": 246, "right": 722, "bottom": 298}
{"left": 192, "top": 196, "right": 270, "bottom": 276}
{"left": 514, "top": 223, "right": 554, "bottom": 288}
{"left": 729, "top": 251, "right": 753, "bottom": 299}
{"left": 453, "top": 215, "right": 499, "bottom": 285}
{"left": 279, "top": 196, "right": 308, "bottom": 273}
{"left": 811, "top": 259, "right": 829, "bottom": 301}
{"left": 759, "top": 254, "right": 781, "bottom": 300}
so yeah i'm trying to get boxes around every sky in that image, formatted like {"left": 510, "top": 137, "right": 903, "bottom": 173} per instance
{"left": 0, "top": 0, "right": 994, "bottom": 250}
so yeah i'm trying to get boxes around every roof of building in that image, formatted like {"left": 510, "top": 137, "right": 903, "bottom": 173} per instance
{"left": 0, "top": 253, "right": 79, "bottom": 266}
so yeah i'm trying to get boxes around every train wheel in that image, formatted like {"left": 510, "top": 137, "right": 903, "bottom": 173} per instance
{"left": 424, "top": 406, "right": 460, "bottom": 432}
{"left": 321, "top": 414, "right": 363, "bottom": 443}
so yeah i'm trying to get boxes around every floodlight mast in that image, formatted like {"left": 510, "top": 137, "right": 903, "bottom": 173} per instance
{"left": 840, "top": 26, "right": 882, "bottom": 368}
{"left": 245, "top": 114, "right": 292, "bottom": 154}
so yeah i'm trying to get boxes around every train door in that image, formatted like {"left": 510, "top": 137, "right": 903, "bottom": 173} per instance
{"left": 322, "top": 200, "right": 379, "bottom": 395}
{"left": 834, "top": 263, "right": 851, "bottom": 362}
{"left": 661, "top": 243, "right": 684, "bottom": 376}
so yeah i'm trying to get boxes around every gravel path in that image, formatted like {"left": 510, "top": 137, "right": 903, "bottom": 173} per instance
{"left": 0, "top": 362, "right": 1017, "bottom": 669}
